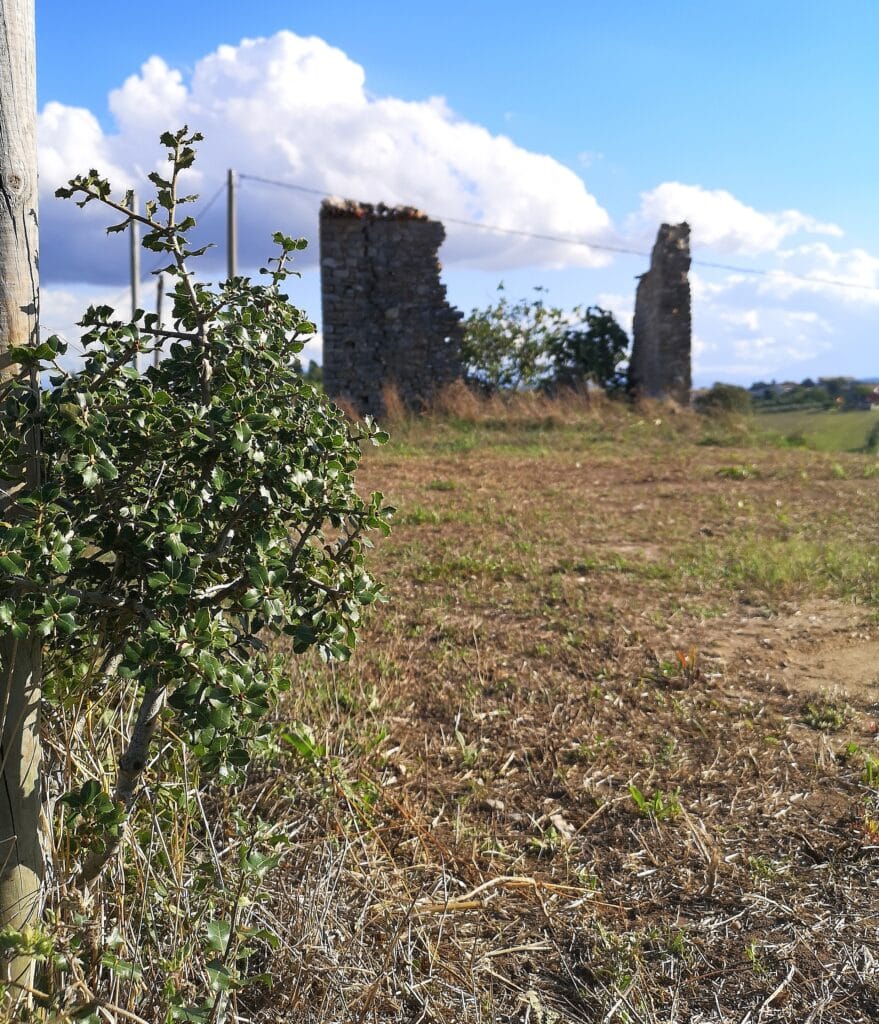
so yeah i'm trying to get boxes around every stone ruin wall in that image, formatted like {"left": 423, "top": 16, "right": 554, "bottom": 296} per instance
{"left": 319, "top": 198, "right": 463, "bottom": 418}
{"left": 628, "top": 222, "right": 692, "bottom": 404}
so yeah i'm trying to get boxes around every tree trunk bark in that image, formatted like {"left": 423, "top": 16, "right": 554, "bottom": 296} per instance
{"left": 0, "top": 0, "right": 44, "bottom": 994}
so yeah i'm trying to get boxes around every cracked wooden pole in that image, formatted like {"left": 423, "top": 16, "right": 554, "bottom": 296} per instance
{"left": 0, "top": 0, "right": 44, "bottom": 995}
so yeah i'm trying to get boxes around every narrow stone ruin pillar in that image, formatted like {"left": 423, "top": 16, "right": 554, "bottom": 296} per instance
{"left": 319, "top": 198, "right": 463, "bottom": 417}
{"left": 628, "top": 222, "right": 692, "bottom": 404}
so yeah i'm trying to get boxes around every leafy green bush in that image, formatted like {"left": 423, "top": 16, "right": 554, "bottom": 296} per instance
{"left": 461, "top": 286, "right": 564, "bottom": 391}
{"left": 545, "top": 305, "right": 629, "bottom": 393}
{"left": 0, "top": 128, "right": 390, "bottom": 1017}
{"left": 461, "top": 286, "right": 629, "bottom": 393}
{"left": 694, "top": 382, "right": 753, "bottom": 416}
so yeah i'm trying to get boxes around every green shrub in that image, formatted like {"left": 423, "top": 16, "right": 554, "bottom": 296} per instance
{"left": 0, "top": 128, "right": 391, "bottom": 1017}
{"left": 546, "top": 305, "right": 629, "bottom": 393}
{"left": 461, "top": 286, "right": 564, "bottom": 391}
{"left": 462, "top": 286, "right": 629, "bottom": 393}
{"left": 695, "top": 382, "right": 753, "bottom": 416}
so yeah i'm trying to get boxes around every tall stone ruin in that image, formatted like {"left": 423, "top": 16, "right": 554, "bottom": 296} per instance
{"left": 319, "top": 198, "right": 463, "bottom": 417}
{"left": 628, "top": 223, "right": 692, "bottom": 404}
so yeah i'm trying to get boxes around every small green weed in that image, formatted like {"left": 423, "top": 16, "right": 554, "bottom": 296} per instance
{"left": 716, "top": 464, "right": 758, "bottom": 479}
{"left": 648, "top": 924, "right": 690, "bottom": 959}
{"left": 745, "top": 941, "right": 768, "bottom": 976}
{"left": 528, "top": 824, "right": 565, "bottom": 858}
{"left": 454, "top": 728, "right": 481, "bottom": 768}
{"left": 747, "top": 854, "right": 784, "bottom": 881}
{"left": 566, "top": 735, "right": 615, "bottom": 763}
{"left": 398, "top": 504, "right": 441, "bottom": 526}
{"left": 657, "top": 736, "right": 678, "bottom": 765}
{"left": 802, "top": 694, "right": 852, "bottom": 732}
{"left": 576, "top": 868, "right": 601, "bottom": 890}
{"left": 628, "top": 784, "right": 682, "bottom": 820}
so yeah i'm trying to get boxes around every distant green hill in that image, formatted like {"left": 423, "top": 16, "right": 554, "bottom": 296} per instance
{"left": 756, "top": 407, "right": 879, "bottom": 452}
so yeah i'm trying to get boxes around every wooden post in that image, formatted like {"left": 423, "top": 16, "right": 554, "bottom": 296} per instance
{"left": 227, "top": 168, "right": 237, "bottom": 279}
{"left": 0, "top": 0, "right": 44, "bottom": 993}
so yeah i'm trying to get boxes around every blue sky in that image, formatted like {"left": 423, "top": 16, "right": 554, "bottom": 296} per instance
{"left": 36, "top": 1, "right": 879, "bottom": 384}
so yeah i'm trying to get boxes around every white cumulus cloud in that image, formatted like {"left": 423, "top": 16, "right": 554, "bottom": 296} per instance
{"left": 630, "top": 182, "right": 843, "bottom": 256}
{"left": 720, "top": 309, "right": 760, "bottom": 332}
{"left": 38, "top": 30, "right": 612, "bottom": 286}
{"left": 763, "top": 243, "right": 879, "bottom": 303}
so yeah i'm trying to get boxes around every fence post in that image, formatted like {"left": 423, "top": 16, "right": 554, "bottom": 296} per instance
{"left": 227, "top": 168, "right": 237, "bottom": 279}
{"left": 130, "top": 189, "right": 139, "bottom": 369}
{"left": 155, "top": 272, "right": 164, "bottom": 369}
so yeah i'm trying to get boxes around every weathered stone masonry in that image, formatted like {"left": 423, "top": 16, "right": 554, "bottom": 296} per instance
{"left": 628, "top": 222, "right": 692, "bottom": 404}
{"left": 319, "top": 198, "right": 463, "bottom": 417}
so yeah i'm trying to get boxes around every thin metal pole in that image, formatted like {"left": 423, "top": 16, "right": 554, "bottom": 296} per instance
{"left": 154, "top": 273, "right": 164, "bottom": 369}
{"left": 129, "top": 190, "right": 139, "bottom": 319}
{"left": 227, "top": 168, "right": 237, "bottom": 279}
{"left": 129, "top": 190, "right": 139, "bottom": 371}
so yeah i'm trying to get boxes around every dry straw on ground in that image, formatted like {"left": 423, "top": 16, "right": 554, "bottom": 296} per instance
{"left": 243, "top": 394, "right": 878, "bottom": 1022}
{"left": 19, "top": 394, "right": 879, "bottom": 1023}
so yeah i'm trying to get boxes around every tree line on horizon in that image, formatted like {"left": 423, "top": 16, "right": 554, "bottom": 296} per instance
{"left": 749, "top": 376, "right": 879, "bottom": 411}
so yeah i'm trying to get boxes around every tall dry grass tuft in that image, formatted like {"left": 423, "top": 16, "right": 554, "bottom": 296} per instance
{"left": 329, "top": 394, "right": 363, "bottom": 423}
{"left": 428, "top": 378, "right": 486, "bottom": 420}
{"left": 17, "top": 691, "right": 286, "bottom": 1024}
{"left": 379, "top": 383, "right": 411, "bottom": 427}
{"left": 328, "top": 380, "right": 736, "bottom": 446}
{"left": 429, "top": 380, "right": 591, "bottom": 423}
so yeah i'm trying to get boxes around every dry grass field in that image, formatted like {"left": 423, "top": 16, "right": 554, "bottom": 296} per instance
{"left": 237, "top": 395, "right": 879, "bottom": 1023}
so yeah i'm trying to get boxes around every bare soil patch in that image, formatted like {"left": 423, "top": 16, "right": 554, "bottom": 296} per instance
{"left": 704, "top": 599, "right": 879, "bottom": 703}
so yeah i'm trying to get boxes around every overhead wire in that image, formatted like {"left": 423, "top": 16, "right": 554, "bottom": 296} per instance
{"left": 48, "top": 168, "right": 878, "bottom": 349}
{"left": 144, "top": 178, "right": 228, "bottom": 278}
{"left": 239, "top": 171, "right": 879, "bottom": 296}
{"left": 41, "top": 179, "right": 230, "bottom": 356}
{"left": 52, "top": 178, "right": 229, "bottom": 336}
